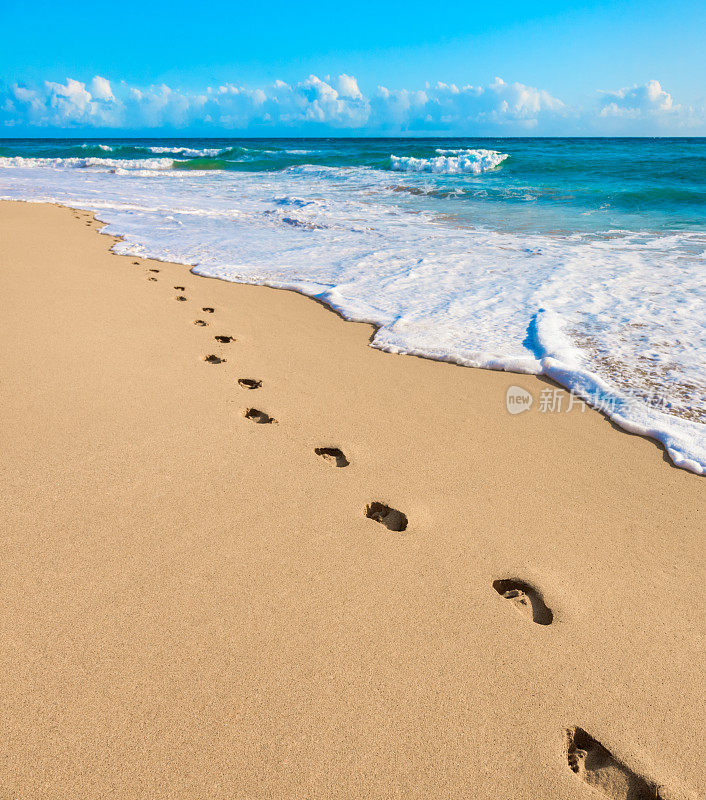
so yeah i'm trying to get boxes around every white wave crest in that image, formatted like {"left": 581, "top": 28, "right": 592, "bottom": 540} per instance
{"left": 76, "top": 144, "right": 224, "bottom": 157}
{"left": 0, "top": 156, "right": 176, "bottom": 171}
{"left": 390, "top": 148, "right": 508, "bottom": 174}
{"left": 147, "top": 146, "right": 224, "bottom": 157}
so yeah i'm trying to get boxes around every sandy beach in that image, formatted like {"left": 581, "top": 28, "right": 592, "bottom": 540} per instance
{"left": 0, "top": 199, "right": 703, "bottom": 799}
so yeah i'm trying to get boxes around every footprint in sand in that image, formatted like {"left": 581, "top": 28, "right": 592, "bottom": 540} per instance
{"left": 243, "top": 408, "right": 277, "bottom": 424}
{"left": 238, "top": 378, "right": 262, "bottom": 390}
{"left": 214, "top": 335, "right": 235, "bottom": 344}
{"left": 175, "top": 295, "right": 188, "bottom": 302}
{"left": 174, "top": 285, "right": 185, "bottom": 291}
{"left": 133, "top": 261, "right": 140, "bottom": 265}
{"left": 204, "top": 354, "right": 226, "bottom": 364}
{"left": 148, "top": 277, "right": 157, "bottom": 282}
{"left": 194, "top": 320, "right": 209, "bottom": 327}
{"left": 492, "top": 578, "right": 553, "bottom": 625}
{"left": 365, "top": 502, "right": 408, "bottom": 532}
{"left": 202, "top": 307, "right": 215, "bottom": 314}
{"left": 149, "top": 268, "right": 160, "bottom": 273}
{"left": 566, "top": 727, "right": 660, "bottom": 800}
{"left": 315, "top": 447, "right": 349, "bottom": 468}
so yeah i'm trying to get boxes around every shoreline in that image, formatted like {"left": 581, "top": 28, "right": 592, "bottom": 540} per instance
{"left": 70, "top": 200, "right": 706, "bottom": 477}
{"left": 14, "top": 191, "right": 704, "bottom": 475}
{"left": 1, "top": 199, "right": 703, "bottom": 799}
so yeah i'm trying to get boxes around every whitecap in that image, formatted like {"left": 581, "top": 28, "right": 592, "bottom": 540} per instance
{"left": 391, "top": 148, "right": 508, "bottom": 175}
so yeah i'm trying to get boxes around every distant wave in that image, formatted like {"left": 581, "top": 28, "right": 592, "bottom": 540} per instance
{"left": 74, "top": 144, "right": 244, "bottom": 158}
{"left": 390, "top": 148, "right": 508, "bottom": 175}
{"left": 73, "top": 143, "right": 311, "bottom": 159}
{"left": 0, "top": 156, "right": 177, "bottom": 170}
{"left": 0, "top": 152, "right": 319, "bottom": 174}
{"left": 146, "top": 145, "right": 226, "bottom": 157}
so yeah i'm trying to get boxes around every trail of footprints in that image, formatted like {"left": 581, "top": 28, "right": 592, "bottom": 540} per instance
{"left": 138, "top": 254, "right": 667, "bottom": 800}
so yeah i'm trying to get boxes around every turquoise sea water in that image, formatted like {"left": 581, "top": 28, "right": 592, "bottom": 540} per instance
{"left": 1, "top": 137, "right": 704, "bottom": 472}
{"left": 2, "top": 137, "right": 706, "bottom": 232}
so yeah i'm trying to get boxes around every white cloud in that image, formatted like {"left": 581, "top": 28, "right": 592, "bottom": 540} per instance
{"left": 89, "top": 75, "right": 114, "bottom": 102}
{"left": 1, "top": 74, "right": 702, "bottom": 134}
{"left": 371, "top": 77, "right": 564, "bottom": 130}
{"left": 599, "top": 79, "right": 676, "bottom": 118}
{"left": 7, "top": 76, "right": 119, "bottom": 126}
{"left": 336, "top": 74, "right": 363, "bottom": 99}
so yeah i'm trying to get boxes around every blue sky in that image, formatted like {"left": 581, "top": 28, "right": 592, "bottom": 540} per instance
{"left": 1, "top": 0, "right": 705, "bottom": 135}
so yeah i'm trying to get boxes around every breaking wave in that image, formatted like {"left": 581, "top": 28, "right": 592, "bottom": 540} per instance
{"left": 390, "top": 148, "right": 509, "bottom": 174}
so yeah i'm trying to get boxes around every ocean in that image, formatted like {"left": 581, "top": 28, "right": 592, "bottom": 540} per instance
{"left": 1, "top": 137, "right": 704, "bottom": 473}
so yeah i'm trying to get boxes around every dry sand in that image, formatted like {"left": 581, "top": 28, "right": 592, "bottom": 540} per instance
{"left": 0, "top": 200, "right": 703, "bottom": 799}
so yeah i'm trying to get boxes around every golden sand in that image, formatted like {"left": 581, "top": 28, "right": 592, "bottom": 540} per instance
{"left": 0, "top": 200, "right": 703, "bottom": 799}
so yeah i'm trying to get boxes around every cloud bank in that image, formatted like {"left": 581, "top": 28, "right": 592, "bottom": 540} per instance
{"left": 1, "top": 74, "right": 702, "bottom": 135}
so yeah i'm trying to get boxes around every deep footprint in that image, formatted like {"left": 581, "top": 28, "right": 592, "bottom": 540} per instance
{"left": 175, "top": 296, "right": 188, "bottom": 302}
{"left": 243, "top": 408, "right": 276, "bottom": 424}
{"left": 365, "top": 502, "right": 408, "bottom": 532}
{"left": 149, "top": 268, "right": 160, "bottom": 273}
{"left": 194, "top": 320, "right": 209, "bottom": 326}
{"left": 174, "top": 285, "right": 185, "bottom": 291}
{"left": 238, "top": 378, "right": 262, "bottom": 390}
{"left": 204, "top": 354, "right": 226, "bottom": 364}
{"left": 315, "top": 447, "right": 349, "bottom": 468}
{"left": 566, "top": 728, "right": 660, "bottom": 800}
{"left": 202, "top": 307, "right": 215, "bottom": 313}
{"left": 492, "top": 579, "right": 553, "bottom": 625}
{"left": 214, "top": 335, "right": 235, "bottom": 343}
